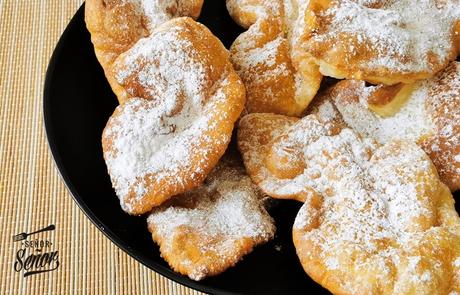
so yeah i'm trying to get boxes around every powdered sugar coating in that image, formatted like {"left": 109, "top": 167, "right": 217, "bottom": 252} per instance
{"left": 237, "top": 113, "right": 460, "bottom": 294}
{"left": 85, "top": 0, "right": 204, "bottom": 103}
{"left": 147, "top": 158, "right": 275, "bottom": 281}
{"left": 121, "top": 0, "right": 203, "bottom": 29}
{"left": 333, "top": 82, "right": 435, "bottom": 144}
{"left": 238, "top": 113, "right": 376, "bottom": 201}
{"left": 228, "top": 0, "right": 322, "bottom": 116}
{"left": 136, "top": 0, "right": 182, "bottom": 29}
{"left": 329, "top": 61, "right": 460, "bottom": 190}
{"left": 424, "top": 62, "right": 460, "bottom": 190}
{"left": 293, "top": 137, "right": 460, "bottom": 294}
{"left": 299, "top": 0, "right": 460, "bottom": 83}
{"left": 238, "top": 113, "right": 308, "bottom": 201}
{"left": 103, "top": 95, "right": 224, "bottom": 212}
{"left": 102, "top": 18, "right": 245, "bottom": 215}
{"left": 114, "top": 24, "right": 207, "bottom": 100}
{"left": 238, "top": 112, "right": 460, "bottom": 293}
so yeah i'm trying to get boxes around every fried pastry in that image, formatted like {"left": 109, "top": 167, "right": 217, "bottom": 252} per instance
{"left": 227, "top": 0, "right": 322, "bottom": 116}
{"left": 321, "top": 61, "right": 460, "bottom": 191}
{"left": 238, "top": 112, "right": 460, "bottom": 293}
{"left": 102, "top": 18, "right": 245, "bottom": 215}
{"left": 296, "top": 0, "right": 460, "bottom": 85}
{"left": 293, "top": 140, "right": 460, "bottom": 294}
{"left": 147, "top": 157, "right": 275, "bottom": 281}
{"left": 85, "top": 0, "right": 203, "bottom": 103}
{"left": 238, "top": 112, "right": 352, "bottom": 202}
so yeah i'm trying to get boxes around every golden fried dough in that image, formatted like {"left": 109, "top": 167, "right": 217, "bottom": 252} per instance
{"left": 147, "top": 157, "right": 275, "bottom": 281}
{"left": 238, "top": 112, "right": 460, "bottom": 293}
{"left": 237, "top": 113, "right": 350, "bottom": 202}
{"left": 85, "top": 0, "right": 203, "bottom": 102}
{"left": 296, "top": 0, "right": 460, "bottom": 84}
{"left": 102, "top": 18, "right": 245, "bottom": 215}
{"left": 322, "top": 61, "right": 460, "bottom": 191}
{"left": 293, "top": 140, "right": 460, "bottom": 294}
{"left": 227, "top": 0, "right": 322, "bottom": 116}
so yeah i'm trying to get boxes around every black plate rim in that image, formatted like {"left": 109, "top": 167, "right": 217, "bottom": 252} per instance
{"left": 43, "top": 4, "right": 239, "bottom": 295}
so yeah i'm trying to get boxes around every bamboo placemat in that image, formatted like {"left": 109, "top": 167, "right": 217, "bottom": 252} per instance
{"left": 0, "top": 1, "right": 202, "bottom": 294}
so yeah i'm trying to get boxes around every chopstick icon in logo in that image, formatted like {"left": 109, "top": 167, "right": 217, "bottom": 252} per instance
{"left": 12, "top": 224, "right": 55, "bottom": 242}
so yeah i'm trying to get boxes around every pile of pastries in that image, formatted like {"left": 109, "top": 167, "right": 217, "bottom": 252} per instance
{"left": 85, "top": 0, "right": 460, "bottom": 293}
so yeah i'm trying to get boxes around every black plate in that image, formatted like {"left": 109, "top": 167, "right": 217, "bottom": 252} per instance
{"left": 43, "top": 2, "right": 459, "bottom": 295}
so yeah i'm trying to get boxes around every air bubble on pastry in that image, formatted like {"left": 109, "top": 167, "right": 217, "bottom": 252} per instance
{"left": 147, "top": 157, "right": 275, "bottom": 281}
{"left": 102, "top": 18, "right": 245, "bottom": 215}
{"left": 322, "top": 61, "right": 460, "bottom": 191}
{"left": 297, "top": 0, "right": 460, "bottom": 85}
{"left": 227, "top": 0, "right": 322, "bottom": 116}
{"left": 85, "top": 0, "right": 204, "bottom": 102}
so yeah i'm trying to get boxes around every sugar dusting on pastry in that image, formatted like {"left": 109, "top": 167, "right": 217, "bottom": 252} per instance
{"left": 115, "top": 29, "right": 208, "bottom": 102}
{"left": 228, "top": 0, "right": 322, "bottom": 116}
{"left": 424, "top": 62, "right": 460, "bottom": 190}
{"left": 325, "top": 0, "right": 459, "bottom": 71}
{"left": 333, "top": 81, "right": 435, "bottom": 144}
{"left": 102, "top": 18, "right": 245, "bottom": 215}
{"left": 85, "top": 0, "right": 204, "bottom": 103}
{"left": 147, "top": 158, "right": 275, "bottom": 281}
{"left": 292, "top": 136, "right": 460, "bottom": 293}
{"left": 238, "top": 113, "right": 460, "bottom": 294}
{"left": 103, "top": 94, "right": 223, "bottom": 211}
{"left": 301, "top": 0, "right": 460, "bottom": 83}
{"left": 105, "top": 26, "right": 217, "bottom": 208}
{"left": 135, "top": 0, "right": 178, "bottom": 29}
{"left": 238, "top": 113, "right": 354, "bottom": 200}
{"left": 329, "top": 61, "right": 460, "bottom": 190}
